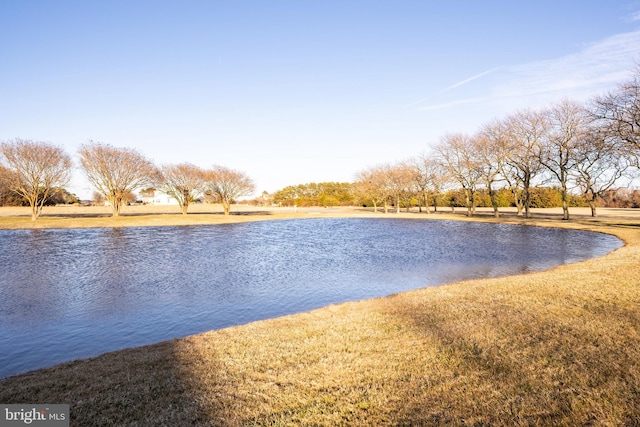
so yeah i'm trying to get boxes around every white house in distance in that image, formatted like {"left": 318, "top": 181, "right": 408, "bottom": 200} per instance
{"left": 139, "top": 188, "right": 179, "bottom": 205}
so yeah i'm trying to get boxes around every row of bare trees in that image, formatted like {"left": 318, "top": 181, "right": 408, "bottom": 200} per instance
{"left": 354, "top": 154, "right": 455, "bottom": 214}
{"left": 157, "top": 161, "right": 255, "bottom": 216}
{"left": 3, "top": 71, "right": 639, "bottom": 221}
{"left": 0, "top": 140, "right": 255, "bottom": 220}
{"left": 355, "top": 73, "right": 640, "bottom": 219}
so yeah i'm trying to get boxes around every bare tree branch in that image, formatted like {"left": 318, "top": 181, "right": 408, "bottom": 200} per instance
{"left": 434, "top": 133, "right": 483, "bottom": 217}
{"left": 78, "top": 142, "right": 158, "bottom": 217}
{"left": 539, "top": 99, "right": 589, "bottom": 220}
{"left": 592, "top": 73, "right": 640, "bottom": 152}
{"left": 159, "top": 163, "right": 206, "bottom": 215}
{"left": 0, "top": 139, "right": 72, "bottom": 220}
{"left": 354, "top": 165, "right": 391, "bottom": 213}
{"left": 503, "top": 109, "right": 549, "bottom": 218}
{"left": 204, "top": 166, "right": 255, "bottom": 215}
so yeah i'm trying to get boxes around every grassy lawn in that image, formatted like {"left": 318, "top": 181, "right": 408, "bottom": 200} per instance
{"left": 0, "top": 207, "right": 639, "bottom": 425}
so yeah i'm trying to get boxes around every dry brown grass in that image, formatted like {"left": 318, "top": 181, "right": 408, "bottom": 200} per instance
{"left": 1, "top": 207, "right": 639, "bottom": 425}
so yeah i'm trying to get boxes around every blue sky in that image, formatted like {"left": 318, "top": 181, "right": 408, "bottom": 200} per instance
{"left": 2, "top": 1, "right": 640, "bottom": 197}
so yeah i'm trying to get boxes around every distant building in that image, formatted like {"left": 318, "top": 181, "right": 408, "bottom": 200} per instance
{"left": 139, "top": 188, "right": 179, "bottom": 205}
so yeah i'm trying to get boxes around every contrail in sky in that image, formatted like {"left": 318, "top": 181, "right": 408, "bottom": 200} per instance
{"left": 407, "top": 67, "right": 500, "bottom": 108}
{"left": 442, "top": 67, "right": 501, "bottom": 92}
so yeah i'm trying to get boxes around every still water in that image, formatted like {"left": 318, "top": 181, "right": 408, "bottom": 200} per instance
{"left": 0, "top": 218, "right": 622, "bottom": 378}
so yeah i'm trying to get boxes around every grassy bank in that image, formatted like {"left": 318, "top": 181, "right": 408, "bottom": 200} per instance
{"left": 1, "top": 209, "right": 639, "bottom": 425}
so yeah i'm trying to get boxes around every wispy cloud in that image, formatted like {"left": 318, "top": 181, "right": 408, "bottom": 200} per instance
{"left": 418, "top": 29, "right": 640, "bottom": 113}
{"left": 442, "top": 67, "right": 501, "bottom": 92}
{"left": 627, "top": 10, "right": 640, "bottom": 22}
{"left": 493, "top": 30, "right": 640, "bottom": 101}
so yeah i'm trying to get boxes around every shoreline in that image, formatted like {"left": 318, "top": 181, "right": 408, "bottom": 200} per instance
{"left": 1, "top": 204, "right": 639, "bottom": 231}
{"left": 1, "top": 209, "right": 639, "bottom": 424}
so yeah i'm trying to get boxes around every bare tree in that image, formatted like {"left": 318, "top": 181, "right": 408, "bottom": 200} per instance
{"left": 574, "top": 123, "right": 633, "bottom": 217}
{"left": 410, "top": 153, "right": 442, "bottom": 214}
{"left": 0, "top": 164, "right": 15, "bottom": 206}
{"left": 159, "top": 163, "right": 206, "bottom": 215}
{"left": 0, "top": 139, "right": 72, "bottom": 220}
{"left": 354, "top": 165, "right": 390, "bottom": 213}
{"left": 382, "top": 162, "right": 415, "bottom": 213}
{"left": 476, "top": 123, "right": 510, "bottom": 218}
{"left": 78, "top": 142, "right": 158, "bottom": 217}
{"left": 91, "top": 191, "right": 105, "bottom": 206}
{"left": 539, "top": 100, "right": 588, "bottom": 220}
{"left": 435, "top": 133, "right": 483, "bottom": 217}
{"left": 483, "top": 117, "right": 526, "bottom": 215}
{"left": 503, "top": 109, "right": 549, "bottom": 218}
{"left": 593, "top": 71, "right": 640, "bottom": 153}
{"left": 204, "top": 166, "right": 255, "bottom": 215}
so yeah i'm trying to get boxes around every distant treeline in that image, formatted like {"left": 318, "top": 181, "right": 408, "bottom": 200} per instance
{"left": 3, "top": 69, "right": 640, "bottom": 220}
{"left": 255, "top": 182, "right": 640, "bottom": 210}
{"left": 0, "top": 186, "right": 79, "bottom": 207}
{"left": 264, "top": 68, "right": 640, "bottom": 219}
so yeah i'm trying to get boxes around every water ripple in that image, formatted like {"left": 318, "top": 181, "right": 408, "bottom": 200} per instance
{"left": 0, "top": 219, "right": 621, "bottom": 378}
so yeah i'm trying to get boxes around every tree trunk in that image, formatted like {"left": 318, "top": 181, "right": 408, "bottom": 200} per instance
{"left": 29, "top": 192, "right": 49, "bottom": 221}
{"left": 29, "top": 196, "right": 40, "bottom": 221}
{"left": 109, "top": 198, "right": 122, "bottom": 217}
{"left": 523, "top": 180, "right": 531, "bottom": 218}
{"left": 424, "top": 192, "right": 431, "bottom": 214}
{"left": 420, "top": 192, "right": 431, "bottom": 214}
{"left": 561, "top": 183, "right": 570, "bottom": 220}
{"left": 488, "top": 184, "right": 499, "bottom": 218}
{"left": 512, "top": 187, "right": 523, "bottom": 216}
{"left": 589, "top": 200, "right": 598, "bottom": 217}
{"left": 471, "top": 197, "right": 476, "bottom": 215}
{"left": 182, "top": 189, "right": 190, "bottom": 215}
{"left": 106, "top": 192, "right": 122, "bottom": 218}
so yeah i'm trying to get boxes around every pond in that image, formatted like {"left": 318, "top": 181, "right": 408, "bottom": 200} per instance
{"left": 0, "top": 218, "right": 622, "bottom": 379}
